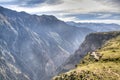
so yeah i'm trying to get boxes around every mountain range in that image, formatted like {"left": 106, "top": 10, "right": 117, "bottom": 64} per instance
{"left": 67, "top": 21, "right": 120, "bottom": 32}
{"left": 0, "top": 6, "right": 93, "bottom": 80}
{"left": 0, "top": 6, "right": 120, "bottom": 80}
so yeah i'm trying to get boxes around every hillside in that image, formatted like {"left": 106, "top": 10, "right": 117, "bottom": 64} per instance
{"left": 1, "top": 6, "right": 120, "bottom": 80}
{"left": 0, "top": 6, "right": 93, "bottom": 80}
{"left": 53, "top": 31, "right": 120, "bottom": 80}
{"left": 55, "top": 31, "right": 120, "bottom": 74}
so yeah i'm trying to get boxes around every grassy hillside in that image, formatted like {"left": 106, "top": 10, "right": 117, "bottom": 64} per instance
{"left": 53, "top": 33, "right": 120, "bottom": 80}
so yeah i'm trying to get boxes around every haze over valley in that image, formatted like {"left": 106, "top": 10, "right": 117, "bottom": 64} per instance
{"left": 0, "top": 0, "right": 120, "bottom": 80}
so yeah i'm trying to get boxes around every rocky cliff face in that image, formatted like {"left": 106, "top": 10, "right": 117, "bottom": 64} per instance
{"left": 0, "top": 6, "right": 93, "bottom": 80}
{"left": 56, "top": 31, "right": 120, "bottom": 74}
{"left": 53, "top": 31, "right": 120, "bottom": 80}
{"left": 0, "top": 40, "right": 30, "bottom": 80}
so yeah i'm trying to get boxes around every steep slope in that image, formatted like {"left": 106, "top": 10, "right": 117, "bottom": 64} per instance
{"left": 0, "top": 6, "right": 93, "bottom": 80}
{"left": 53, "top": 31, "right": 120, "bottom": 80}
{"left": 0, "top": 40, "right": 30, "bottom": 80}
{"left": 67, "top": 21, "right": 120, "bottom": 32}
{"left": 56, "top": 31, "right": 120, "bottom": 74}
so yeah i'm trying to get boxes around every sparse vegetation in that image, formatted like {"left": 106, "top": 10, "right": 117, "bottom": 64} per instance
{"left": 53, "top": 34, "right": 120, "bottom": 80}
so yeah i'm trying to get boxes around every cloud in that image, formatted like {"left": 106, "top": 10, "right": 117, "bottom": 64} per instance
{"left": 0, "top": 0, "right": 14, "bottom": 3}
{"left": 97, "top": 14, "right": 112, "bottom": 19}
{"left": 46, "top": 0, "right": 63, "bottom": 5}
{"left": 0, "top": 0, "right": 120, "bottom": 24}
{"left": 0, "top": 0, "right": 120, "bottom": 13}
{"left": 58, "top": 16, "right": 79, "bottom": 22}
{"left": 0, "top": 0, "right": 63, "bottom": 7}
{"left": 59, "top": 12, "right": 120, "bottom": 20}
{"left": 25, "top": 0, "right": 45, "bottom": 5}
{"left": 76, "top": 20, "right": 120, "bottom": 25}
{"left": 106, "top": 0, "right": 120, "bottom": 6}
{"left": 17, "top": 0, "right": 45, "bottom": 7}
{"left": 95, "top": 0, "right": 120, "bottom": 8}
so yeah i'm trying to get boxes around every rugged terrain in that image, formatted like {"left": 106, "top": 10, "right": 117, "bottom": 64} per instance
{"left": 0, "top": 6, "right": 120, "bottom": 80}
{"left": 0, "top": 6, "right": 93, "bottom": 80}
{"left": 53, "top": 31, "right": 120, "bottom": 80}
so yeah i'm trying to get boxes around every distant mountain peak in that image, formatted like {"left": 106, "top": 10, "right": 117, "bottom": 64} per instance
{"left": 41, "top": 14, "right": 58, "bottom": 20}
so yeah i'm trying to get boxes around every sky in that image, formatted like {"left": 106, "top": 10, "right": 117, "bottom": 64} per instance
{"left": 0, "top": 0, "right": 120, "bottom": 24}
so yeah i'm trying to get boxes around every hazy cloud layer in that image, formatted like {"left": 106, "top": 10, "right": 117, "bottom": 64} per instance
{"left": 98, "top": 0, "right": 120, "bottom": 7}
{"left": 0, "top": 0, "right": 63, "bottom": 6}
{"left": 0, "top": 0, "right": 120, "bottom": 24}
{"left": 23, "top": 0, "right": 63, "bottom": 6}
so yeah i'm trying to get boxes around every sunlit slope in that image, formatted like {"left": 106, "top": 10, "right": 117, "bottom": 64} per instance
{"left": 53, "top": 32, "right": 120, "bottom": 80}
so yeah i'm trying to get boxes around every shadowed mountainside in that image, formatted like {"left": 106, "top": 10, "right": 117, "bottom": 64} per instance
{"left": 0, "top": 6, "right": 93, "bottom": 80}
